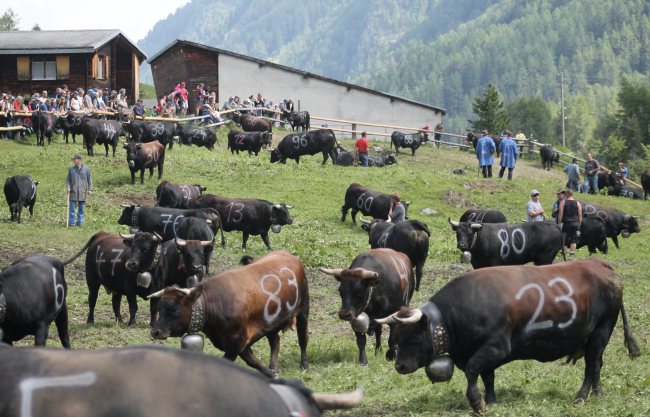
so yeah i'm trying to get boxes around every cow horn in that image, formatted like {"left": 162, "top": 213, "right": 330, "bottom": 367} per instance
{"left": 205, "top": 219, "right": 212, "bottom": 224}
{"left": 268, "top": 147, "right": 275, "bottom": 151}
{"left": 359, "top": 216, "right": 371, "bottom": 225}
{"left": 147, "top": 289, "right": 166, "bottom": 299}
{"left": 520, "top": 218, "right": 526, "bottom": 222}
{"left": 632, "top": 215, "right": 639, "bottom": 219}
{"left": 175, "top": 237, "right": 187, "bottom": 246}
{"left": 275, "top": 204, "right": 282, "bottom": 209}
{"left": 154, "top": 232, "right": 163, "bottom": 241}
{"left": 200, "top": 240, "right": 213, "bottom": 246}
{"left": 312, "top": 387, "right": 364, "bottom": 411}
{"left": 375, "top": 314, "right": 397, "bottom": 324}
{"left": 319, "top": 267, "right": 343, "bottom": 277}
{"left": 120, "top": 204, "right": 133, "bottom": 208}
{"left": 470, "top": 224, "right": 483, "bottom": 229}
{"left": 286, "top": 205, "right": 295, "bottom": 209}
{"left": 405, "top": 201, "right": 412, "bottom": 205}
{"left": 448, "top": 219, "right": 460, "bottom": 227}
{"left": 175, "top": 288, "right": 192, "bottom": 295}
{"left": 394, "top": 308, "right": 423, "bottom": 324}
{"left": 361, "top": 270, "right": 379, "bottom": 279}
{"left": 119, "top": 233, "right": 135, "bottom": 239}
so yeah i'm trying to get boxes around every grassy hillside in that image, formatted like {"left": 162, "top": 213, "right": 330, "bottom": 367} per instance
{"left": 1, "top": 127, "right": 648, "bottom": 416}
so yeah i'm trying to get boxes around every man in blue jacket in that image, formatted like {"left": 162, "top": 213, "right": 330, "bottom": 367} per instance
{"left": 66, "top": 155, "right": 93, "bottom": 227}
{"left": 476, "top": 130, "right": 496, "bottom": 178}
{"left": 498, "top": 132, "right": 518, "bottom": 180}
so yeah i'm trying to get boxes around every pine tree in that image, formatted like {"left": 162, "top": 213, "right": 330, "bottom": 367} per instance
{"left": 32, "top": 23, "right": 41, "bottom": 31}
{"left": 603, "top": 129, "right": 628, "bottom": 166}
{"left": 0, "top": 7, "right": 20, "bottom": 31}
{"left": 468, "top": 82, "right": 510, "bottom": 134}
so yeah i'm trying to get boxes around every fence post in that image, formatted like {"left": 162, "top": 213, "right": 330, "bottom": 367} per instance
{"left": 352, "top": 124, "right": 357, "bottom": 140}
{"left": 528, "top": 137, "right": 533, "bottom": 158}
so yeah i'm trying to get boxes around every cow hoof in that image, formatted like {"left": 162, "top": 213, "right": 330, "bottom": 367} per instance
{"left": 87, "top": 319, "right": 94, "bottom": 324}
{"left": 300, "top": 362, "right": 309, "bottom": 371}
{"left": 386, "top": 350, "right": 396, "bottom": 361}
{"left": 471, "top": 398, "right": 486, "bottom": 415}
{"left": 359, "top": 360, "right": 368, "bottom": 367}
{"left": 127, "top": 323, "right": 137, "bottom": 329}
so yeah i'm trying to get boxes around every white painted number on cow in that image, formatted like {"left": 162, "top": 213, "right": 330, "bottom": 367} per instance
{"left": 51, "top": 268, "right": 64, "bottom": 312}
{"left": 103, "top": 123, "right": 116, "bottom": 140}
{"left": 404, "top": 135, "right": 413, "bottom": 145}
{"left": 467, "top": 212, "right": 486, "bottom": 223}
{"left": 261, "top": 268, "right": 299, "bottom": 323}
{"left": 281, "top": 267, "right": 299, "bottom": 311}
{"left": 390, "top": 256, "right": 410, "bottom": 302}
{"left": 95, "top": 245, "right": 106, "bottom": 279}
{"left": 293, "top": 135, "right": 308, "bottom": 149}
{"left": 356, "top": 193, "right": 373, "bottom": 211}
{"left": 73, "top": 115, "right": 83, "bottom": 126}
{"left": 497, "top": 227, "right": 526, "bottom": 259}
{"left": 584, "top": 204, "right": 608, "bottom": 222}
{"left": 515, "top": 278, "right": 577, "bottom": 333}
{"left": 173, "top": 215, "right": 185, "bottom": 236}
{"left": 161, "top": 214, "right": 173, "bottom": 234}
{"left": 378, "top": 231, "right": 390, "bottom": 248}
{"left": 20, "top": 372, "right": 97, "bottom": 417}
{"left": 110, "top": 249, "right": 123, "bottom": 276}
{"left": 149, "top": 123, "right": 164, "bottom": 136}
{"left": 145, "top": 147, "right": 159, "bottom": 162}
{"left": 225, "top": 203, "right": 244, "bottom": 223}
{"left": 180, "top": 185, "right": 191, "bottom": 199}
{"left": 192, "top": 129, "right": 206, "bottom": 140}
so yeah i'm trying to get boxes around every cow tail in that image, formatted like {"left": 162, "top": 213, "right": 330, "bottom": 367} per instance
{"left": 620, "top": 304, "right": 642, "bottom": 360}
{"left": 155, "top": 180, "right": 168, "bottom": 207}
{"left": 62, "top": 236, "right": 95, "bottom": 266}
{"left": 216, "top": 210, "right": 225, "bottom": 248}
{"left": 240, "top": 255, "right": 255, "bottom": 265}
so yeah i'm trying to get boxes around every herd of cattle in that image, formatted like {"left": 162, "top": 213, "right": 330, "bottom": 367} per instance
{"left": 0, "top": 114, "right": 647, "bottom": 415}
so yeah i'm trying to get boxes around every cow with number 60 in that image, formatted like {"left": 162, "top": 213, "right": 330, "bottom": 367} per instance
{"left": 149, "top": 250, "right": 310, "bottom": 378}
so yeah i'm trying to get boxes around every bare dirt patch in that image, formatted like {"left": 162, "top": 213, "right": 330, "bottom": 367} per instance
{"left": 471, "top": 180, "right": 503, "bottom": 192}
{"left": 104, "top": 190, "right": 157, "bottom": 206}
{"left": 442, "top": 189, "right": 474, "bottom": 208}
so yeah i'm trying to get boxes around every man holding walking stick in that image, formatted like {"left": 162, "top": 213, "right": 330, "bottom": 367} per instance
{"left": 66, "top": 155, "right": 92, "bottom": 227}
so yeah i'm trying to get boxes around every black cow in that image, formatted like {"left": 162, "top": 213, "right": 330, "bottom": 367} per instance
{"left": 642, "top": 169, "right": 650, "bottom": 200}
{"left": 448, "top": 219, "right": 563, "bottom": 269}
{"left": 319, "top": 249, "right": 415, "bottom": 365}
{"left": 617, "top": 186, "right": 645, "bottom": 200}
{"left": 32, "top": 111, "right": 60, "bottom": 146}
{"left": 283, "top": 110, "right": 310, "bottom": 131}
{"left": 193, "top": 194, "right": 293, "bottom": 249}
{"left": 128, "top": 120, "right": 180, "bottom": 149}
{"left": 597, "top": 171, "right": 622, "bottom": 196}
{"left": 173, "top": 216, "right": 217, "bottom": 274}
{"left": 452, "top": 169, "right": 467, "bottom": 175}
{"left": 117, "top": 205, "right": 223, "bottom": 244}
{"left": 83, "top": 119, "right": 125, "bottom": 157}
{"left": 122, "top": 232, "right": 213, "bottom": 296}
{"left": 459, "top": 209, "right": 507, "bottom": 224}
{"left": 0, "top": 254, "right": 70, "bottom": 347}
{"left": 467, "top": 132, "right": 502, "bottom": 157}
{"left": 178, "top": 125, "right": 218, "bottom": 149}
{"left": 334, "top": 151, "right": 397, "bottom": 167}
{"left": 4, "top": 174, "right": 40, "bottom": 223}
{"left": 60, "top": 112, "right": 90, "bottom": 143}
{"left": 359, "top": 218, "right": 429, "bottom": 291}
{"left": 577, "top": 216, "right": 608, "bottom": 254}
{"left": 155, "top": 180, "right": 206, "bottom": 209}
{"left": 116, "top": 109, "right": 136, "bottom": 122}
{"left": 376, "top": 258, "right": 641, "bottom": 414}
{"left": 576, "top": 200, "right": 641, "bottom": 249}
{"left": 539, "top": 145, "right": 560, "bottom": 170}
{"left": 390, "top": 131, "right": 428, "bottom": 156}
{"left": 231, "top": 113, "right": 272, "bottom": 133}
{"left": 0, "top": 346, "right": 363, "bottom": 416}
{"left": 341, "top": 184, "right": 411, "bottom": 226}
{"left": 227, "top": 130, "right": 273, "bottom": 156}
{"left": 270, "top": 129, "right": 337, "bottom": 165}
{"left": 123, "top": 141, "right": 165, "bottom": 185}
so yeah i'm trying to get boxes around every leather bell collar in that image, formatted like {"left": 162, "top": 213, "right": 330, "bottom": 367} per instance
{"left": 131, "top": 206, "right": 141, "bottom": 227}
{"left": 419, "top": 301, "right": 450, "bottom": 357}
{"left": 0, "top": 293, "right": 6, "bottom": 325}
{"left": 145, "top": 243, "right": 162, "bottom": 271}
{"left": 188, "top": 294, "right": 205, "bottom": 334}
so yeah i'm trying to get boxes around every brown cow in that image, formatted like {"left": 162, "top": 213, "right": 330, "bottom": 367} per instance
{"left": 149, "top": 250, "right": 309, "bottom": 378}
{"left": 124, "top": 140, "right": 165, "bottom": 185}
{"left": 231, "top": 113, "right": 272, "bottom": 133}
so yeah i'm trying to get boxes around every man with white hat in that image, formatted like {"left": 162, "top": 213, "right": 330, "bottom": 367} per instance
{"left": 526, "top": 189, "right": 545, "bottom": 222}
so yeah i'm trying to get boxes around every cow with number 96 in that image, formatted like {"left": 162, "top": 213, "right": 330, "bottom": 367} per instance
{"left": 150, "top": 250, "right": 309, "bottom": 378}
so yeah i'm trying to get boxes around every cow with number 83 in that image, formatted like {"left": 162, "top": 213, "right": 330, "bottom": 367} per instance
{"left": 150, "top": 250, "right": 309, "bottom": 378}
{"left": 377, "top": 258, "right": 642, "bottom": 415}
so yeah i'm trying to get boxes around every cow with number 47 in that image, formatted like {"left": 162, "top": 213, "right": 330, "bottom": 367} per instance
{"left": 150, "top": 250, "right": 310, "bottom": 378}
{"left": 376, "top": 258, "right": 642, "bottom": 414}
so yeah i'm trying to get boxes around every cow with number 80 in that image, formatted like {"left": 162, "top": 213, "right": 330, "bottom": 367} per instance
{"left": 149, "top": 250, "right": 310, "bottom": 378}
{"left": 376, "top": 258, "right": 642, "bottom": 415}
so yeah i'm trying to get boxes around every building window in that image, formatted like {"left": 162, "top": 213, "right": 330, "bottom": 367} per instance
{"left": 31, "top": 56, "right": 57, "bottom": 80}
{"left": 17, "top": 56, "right": 30, "bottom": 80}
{"left": 93, "top": 55, "right": 109, "bottom": 80}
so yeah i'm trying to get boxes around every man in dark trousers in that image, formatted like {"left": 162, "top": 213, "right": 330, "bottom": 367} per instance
{"left": 476, "top": 130, "right": 496, "bottom": 178}
{"left": 66, "top": 155, "right": 93, "bottom": 227}
{"left": 558, "top": 188, "right": 582, "bottom": 256}
{"left": 498, "top": 132, "right": 518, "bottom": 180}
{"left": 583, "top": 152, "right": 600, "bottom": 194}
{"left": 355, "top": 131, "right": 370, "bottom": 167}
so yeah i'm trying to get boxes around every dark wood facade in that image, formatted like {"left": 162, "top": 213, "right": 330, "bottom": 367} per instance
{"left": 0, "top": 34, "right": 144, "bottom": 103}
{"left": 149, "top": 42, "right": 219, "bottom": 111}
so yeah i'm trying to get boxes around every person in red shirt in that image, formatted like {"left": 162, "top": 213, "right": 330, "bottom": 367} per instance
{"left": 355, "top": 131, "right": 370, "bottom": 167}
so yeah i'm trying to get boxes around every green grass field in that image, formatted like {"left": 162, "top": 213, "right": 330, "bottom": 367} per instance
{"left": 1, "top": 125, "right": 648, "bottom": 416}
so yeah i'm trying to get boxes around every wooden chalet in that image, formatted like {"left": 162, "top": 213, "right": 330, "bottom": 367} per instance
{"left": 0, "top": 30, "right": 147, "bottom": 102}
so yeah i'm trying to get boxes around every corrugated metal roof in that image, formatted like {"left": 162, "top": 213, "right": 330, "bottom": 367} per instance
{"left": 148, "top": 39, "right": 446, "bottom": 115}
{"left": 0, "top": 30, "right": 147, "bottom": 59}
